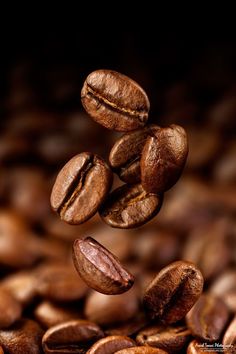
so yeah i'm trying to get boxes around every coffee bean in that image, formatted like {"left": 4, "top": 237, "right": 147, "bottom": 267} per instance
{"left": 99, "top": 184, "right": 163, "bottom": 229}
{"left": 42, "top": 319, "right": 104, "bottom": 354}
{"left": 85, "top": 289, "right": 139, "bottom": 326}
{"left": 115, "top": 347, "right": 168, "bottom": 354}
{"left": 223, "top": 316, "right": 236, "bottom": 354}
{"left": 0, "top": 318, "right": 43, "bottom": 354}
{"left": 87, "top": 335, "right": 136, "bottom": 354}
{"left": 187, "top": 339, "right": 218, "bottom": 354}
{"left": 136, "top": 324, "right": 191, "bottom": 353}
{"left": 141, "top": 124, "right": 188, "bottom": 193}
{"left": 186, "top": 294, "right": 230, "bottom": 341}
{"left": 50, "top": 152, "right": 113, "bottom": 225}
{"left": 73, "top": 237, "right": 134, "bottom": 295}
{"left": 81, "top": 70, "right": 150, "bottom": 132}
{"left": 0, "top": 288, "right": 22, "bottom": 328}
{"left": 143, "top": 261, "right": 203, "bottom": 324}
{"left": 35, "top": 262, "right": 88, "bottom": 302}
{"left": 34, "top": 301, "right": 81, "bottom": 328}
{"left": 210, "top": 269, "right": 236, "bottom": 313}
{"left": 109, "top": 125, "right": 160, "bottom": 183}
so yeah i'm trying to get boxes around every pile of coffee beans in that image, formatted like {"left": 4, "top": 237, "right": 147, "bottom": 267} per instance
{"left": 0, "top": 66, "right": 235, "bottom": 354}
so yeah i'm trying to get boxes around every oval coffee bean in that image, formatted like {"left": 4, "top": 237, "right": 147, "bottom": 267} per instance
{"left": 73, "top": 237, "right": 134, "bottom": 295}
{"left": 85, "top": 289, "right": 139, "bottom": 326}
{"left": 136, "top": 324, "right": 191, "bottom": 353}
{"left": 87, "top": 335, "right": 136, "bottom": 354}
{"left": 81, "top": 70, "right": 150, "bottom": 132}
{"left": 186, "top": 294, "right": 230, "bottom": 341}
{"left": 42, "top": 320, "right": 104, "bottom": 354}
{"left": 109, "top": 125, "right": 160, "bottom": 184}
{"left": 0, "top": 318, "right": 43, "bottom": 354}
{"left": 50, "top": 152, "right": 113, "bottom": 225}
{"left": 99, "top": 184, "right": 163, "bottom": 229}
{"left": 143, "top": 261, "right": 204, "bottom": 324}
{"left": 187, "top": 339, "right": 218, "bottom": 354}
{"left": 141, "top": 124, "right": 188, "bottom": 193}
{"left": 0, "top": 287, "right": 22, "bottom": 328}
{"left": 223, "top": 316, "right": 236, "bottom": 354}
{"left": 115, "top": 347, "right": 168, "bottom": 354}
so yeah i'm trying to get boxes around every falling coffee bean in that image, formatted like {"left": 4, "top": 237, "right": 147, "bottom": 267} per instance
{"left": 136, "top": 324, "right": 191, "bottom": 353}
{"left": 223, "top": 316, "right": 236, "bottom": 354}
{"left": 73, "top": 237, "right": 134, "bottom": 295}
{"left": 143, "top": 261, "right": 204, "bottom": 324}
{"left": 100, "top": 184, "right": 163, "bottom": 229}
{"left": 42, "top": 320, "right": 104, "bottom": 354}
{"left": 115, "top": 347, "right": 168, "bottom": 354}
{"left": 50, "top": 152, "right": 113, "bottom": 224}
{"left": 109, "top": 125, "right": 160, "bottom": 184}
{"left": 141, "top": 124, "right": 188, "bottom": 193}
{"left": 87, "top": 335, "right": 136, "bottom": 354}
{"left": 186, "top": 294, "right": 230, "bottom": 342}
{"left": 81, "top": 70, "right": 150, "bottom": 132}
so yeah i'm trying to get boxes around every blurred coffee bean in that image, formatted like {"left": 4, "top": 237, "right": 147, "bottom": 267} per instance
{"left": 182, "top": 218, "right": 232, "bottom": 281}
{"left": 87, "top": 335, "right": 136, "bottom": 354}
{"left": 136, "top": 324, "right": 191, "bottom": 353}
{"left": 210, "top": 269, "right": 236, "bottom": 313}
{"left": 186, "top": 127, "right": 220, "bottom": 170}
{"left": 0, "top": 133, "right": 30, "bottom": 163}
{"left": 105, "top": 313, "right": 148, "bottom": 337}
{"left": 115, "top": 347, "right": 168, "bottom": 354}
{"left": 213, "top": 141, "right": 236, "bottom": 185}
{"left": 187, "top": 339, "right": 218, "bottom": 354}
{"left": 81, "top": 70, "right": 150, "bottom": 132}
{"left": 0, "top": 288, "right": 22, "bottom": 328}
{"left": 8, "top": 167, "right": 50, "bottom": 223}
{"left": 109, "top": 125, "right": 159, "bottom": 184}
{"left": 73, "top": 237, "right": 134, "bottom": 295}
{"left": 133, "top": 228, "right": 179, "bottom": 269}
{"left": 51, "top": 153, "right": 113, "bottom": 225}
{"left": 85, "top": 288, "right": 139, "bottom": 326}
{"left": 34, "top": 301, "right": 81, "bottom": 328}
{"left": 100, "top": 184, "right": 163, "bottom": 229}
{"left": 0, "top": 346, "right": 3, "bottom": 354}
{"left": 141, "top": 124, "right": 188, "bottom": 193}
{"left": 223, "top": 316, "right": 236, "bottom": 354}
{"left": 42, "top": 320, "right": 104, "bottom": 354}
{"left": 143, "top": 261, "right": 203, "bottom": 324}
{"left": 0, "top": 271, "right": 36, "bottom": 307}
{"left": 0, "top": 318, "right": 43, "bottom": 354}
{"left": 35, "top": 262, "right": 88, "bottom": 302}
{"left": 186, "top": 294, "right": 230, "bottom": 342}
{"left": 0, "top": 210, "right": 39, "bottom": 268}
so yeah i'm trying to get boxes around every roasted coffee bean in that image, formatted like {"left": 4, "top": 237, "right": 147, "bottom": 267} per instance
{"left": 87, "top": 335, "right": 136, "bottom": 354}
{"left": 109, "top": 125, "right": 160, "bottom": 183}
{"left": 34, "top": 301, "right": 81, "bottom": 328}
{"left": 81, "top": 70, "right": 150, "bottom": 132}
{"left": 186, "top": 294, "right": 230, "bottom": 341}
{"left": 99, "top": 184, "right": 163, "bottom": 229}
{"left": 210, "top": 270, "right": 236, "bottom": 312}
{"left": 223, "top": 316, "right": 236, "bottom": 354}
{"left": 115, "top": 347, "right": 168, "bottom": 354}
{"left": 187, "top": 339, "right": 218, "bottom": 354}
{"left": 42, "top": 319, "right": 104, "bottom": 354}
{"left": 50, "top": 152, "right": 113, "bottom": 225}
{"left": 141, "top": 124, "right": 188, "bottom": 194}
{"left": 143, "top": 261, "right": 203, "bottom": 323}
{"left": 35, "top": 262, "right": 88, "bottom": 302}
{"left": 136, "top": 324, "right": 191, "bottom": 353}
{"left": 85, "top": 289, "right": 139, "bottom": 326}
{"left": 73, "top": 237, "right": 134, "bottom": 295}
{"left": 0, "top": 288, "right": 22, "bottom": 328}
{"left": 0, "top": 271, "right": 36, "bottom": 307}
{"left": 0, "top": 318, "right": 43, "bottom": 354}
